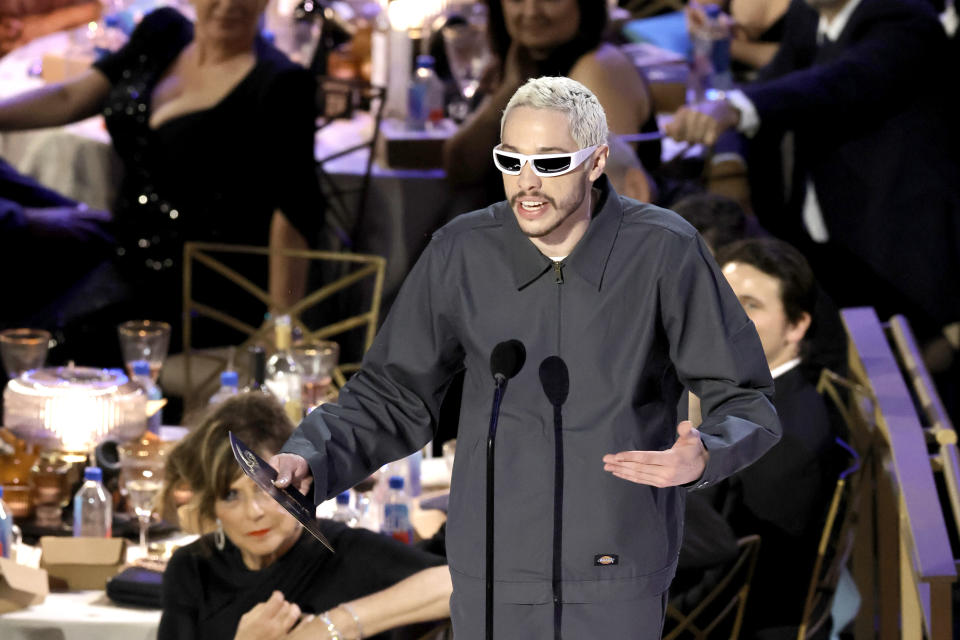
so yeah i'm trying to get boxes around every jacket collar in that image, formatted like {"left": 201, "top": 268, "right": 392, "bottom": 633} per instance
{"left": 496, "top": 174, "right": 623, "bottom": 291}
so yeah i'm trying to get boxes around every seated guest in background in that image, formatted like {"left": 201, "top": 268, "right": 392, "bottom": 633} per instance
{"left": 673, "top": 192, "right": 847, "bottom": 380}
{"left": 0, "top": 156, "right": 112, "bottom": 329}
{"left": 444, "top": 0, "right": 658, "bottom": 207}
{"left": 671, "top": 191, "right": 751, "bottom": 253}
{"left": 665, "top": 0, "right": 960, "bottom": 368}
{"left": 711, "top": 237, "right": 843, "bottom": 637}
{"left": 0, "top": 0, "right": 325, "bottom": 365}
{"left": 160, "top": 393, "right": 452, "bottom": 640}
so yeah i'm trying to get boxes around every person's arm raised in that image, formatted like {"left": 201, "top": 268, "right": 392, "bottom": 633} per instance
{"left": 442, "top": 42, "right": 537, "bottom": 187}
{"left": 0, "top": 68, "right": 110, "bottom": 131}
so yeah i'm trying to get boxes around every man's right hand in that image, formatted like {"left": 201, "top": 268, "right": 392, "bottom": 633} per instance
{"left": 664, "top": 100, "right": 741, "bottom": 147}
{"left": 270, "top": 453, "right": 313, "bottom": 496}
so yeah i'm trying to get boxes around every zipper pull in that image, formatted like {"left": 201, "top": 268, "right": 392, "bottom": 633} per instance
{"left": 553, "top": 261, "right": 564, "bottom": 284}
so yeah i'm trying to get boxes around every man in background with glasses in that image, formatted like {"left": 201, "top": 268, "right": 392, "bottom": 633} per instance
{"left": 274, "top": 76, "right": 781, "bottom": 639}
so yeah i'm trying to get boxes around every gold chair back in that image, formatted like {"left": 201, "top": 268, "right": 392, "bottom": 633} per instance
{"left": 176, "top": 242, "right": 386, "bottom": 411}
{"left": 663, "top": 534, "right": 762, "bottom": 640}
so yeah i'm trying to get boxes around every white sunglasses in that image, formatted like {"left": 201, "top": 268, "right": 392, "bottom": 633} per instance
{"left": 492, "top": 144, "right": 599, "bottom": 177}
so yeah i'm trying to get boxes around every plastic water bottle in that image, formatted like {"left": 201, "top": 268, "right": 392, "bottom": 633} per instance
{"left": 382, "top": 476, "right": 414, "bottom": 544}
{"left": 331, "top": 491, "right": 360, "bottom": 527}
{"left": 407, "top": 448, "right": 422, "bottom": 498}
{"left": 132, "top": 360, "right": 163, "bottom": 434}
{"left": 209, "top": 370, "right": 240, "bottom": 406}
{"left": 687, "top": 4, "right": 732, "bottom": 103}
{"left": 73, "top": 467, "right": 112, "bottom": 538}
{"left": 0, "top": 486, "right": 13, "bottom": 558}
{"left": 407, "top": 55, "right": 445, "bottom": 131}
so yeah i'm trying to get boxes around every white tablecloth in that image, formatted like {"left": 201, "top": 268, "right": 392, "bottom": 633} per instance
{"left": 0, "top": 589, "right": 160, "bottom": 640}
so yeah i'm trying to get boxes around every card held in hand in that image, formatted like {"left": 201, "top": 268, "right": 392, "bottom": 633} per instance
{"left": 228, "top": 431, "right": 335, "bottom": 553}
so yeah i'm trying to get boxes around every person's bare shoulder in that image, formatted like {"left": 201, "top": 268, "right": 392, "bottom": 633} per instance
{"left": 569, "top": 43, "right": 650, "bottom": 131}
{"left": 569, "top": 43, "right": 642, "bottom": 84}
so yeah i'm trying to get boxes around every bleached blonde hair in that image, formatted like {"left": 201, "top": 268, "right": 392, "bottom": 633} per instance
{"left": 501, "top": 76, "right": 609, "bottom": 148}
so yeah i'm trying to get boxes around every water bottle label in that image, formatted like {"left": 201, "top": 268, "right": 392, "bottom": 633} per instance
{"left": 383, "top": 503, "right": 412, "bottom": 544}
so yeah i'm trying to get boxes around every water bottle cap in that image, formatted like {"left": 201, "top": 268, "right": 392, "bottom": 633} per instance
{"left": 704, "top": 4, "right": 722, "bottom": 18}
{"left": 132, "top": 360, "right": 151, "bottom": 376}
{"left": 336, "top": 491, "right": 351, "bottom": 504}
{"left": 84, "top": 466, "right": 103, "bottom": 482}
{"left": 388, "top": 475, "right": 405, "bottom": 490}
{"left": 221, "top": 370, "right": 239, "bottom": 386}
{"left": 415, "top": 55, "right": 435, "bottom": 69}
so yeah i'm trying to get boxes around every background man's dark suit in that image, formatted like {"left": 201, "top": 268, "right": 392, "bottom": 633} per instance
{"left": 744, "top": 0, "right": 960, "bottom": 336}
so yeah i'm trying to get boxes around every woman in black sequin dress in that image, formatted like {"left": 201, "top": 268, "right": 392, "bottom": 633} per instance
{"left": 0, "top": 0, "right": 324, "bottom": 360}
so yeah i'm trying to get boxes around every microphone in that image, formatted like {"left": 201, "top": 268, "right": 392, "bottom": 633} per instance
{"left": 485, "top": 339, "right": 526, "bottom": 640}
{"left": 539, "top": 356, "right": 569, "bottom": 640}
{"left": 490, "top": 339, "right": 526, "bottom": 386}
{"left": 538, "top": 355, "right": 569, "bottom": 407}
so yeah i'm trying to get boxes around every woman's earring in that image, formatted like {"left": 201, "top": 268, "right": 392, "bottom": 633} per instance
{"left": 214, "top": 518, "right": 226, "bottom": 551}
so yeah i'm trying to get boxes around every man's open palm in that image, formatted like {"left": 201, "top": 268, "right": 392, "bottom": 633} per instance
{"left": 602, "top": 420, "right": 708, "bottom": 487}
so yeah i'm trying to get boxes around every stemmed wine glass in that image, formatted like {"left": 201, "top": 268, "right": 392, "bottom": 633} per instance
{"left": 441, "top": 5, "right": 492, "bottom": 122}
{"left": 118, "top": 438, "right": 167, "bottom": 558}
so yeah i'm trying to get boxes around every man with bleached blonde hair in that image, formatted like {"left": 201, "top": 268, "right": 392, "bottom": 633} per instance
{"left": 275, "top": 76, "right": 781, "bottom": 638}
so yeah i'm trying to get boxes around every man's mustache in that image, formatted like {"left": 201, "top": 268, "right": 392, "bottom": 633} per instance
{"left": 510, "top": 192, "right": 557, "bottom": 208}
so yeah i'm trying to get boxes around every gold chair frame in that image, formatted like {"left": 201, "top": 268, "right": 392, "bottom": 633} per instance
{"left": 179, "top": 242, "right": 386, "bottom": 410}
{"left": 663, "top": 534, "right": 762, "bottom": 640}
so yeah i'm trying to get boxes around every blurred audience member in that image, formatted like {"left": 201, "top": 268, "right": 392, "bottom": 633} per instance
{"left": 0, "top": 156, "right": 111, "bottom": 328}
{"left": 711, "top": 237, "right": 844, "bottom": 637}
{"left": 665, "top": 0, "right": 960, "bottom": 359}
{"left": 444, "top": 0, "right": 658, "bottom": 206}
{"left": 160, "top": 393, "right": 451, "bottom": 640}
{"left": 0, "top": 0, "right": 100, "bottom": 55}
{"left": 671, "top": 191, "right": 751, "bottom": 252}
{"left": 0, "top": 2, "right": 325, "bottom": 364}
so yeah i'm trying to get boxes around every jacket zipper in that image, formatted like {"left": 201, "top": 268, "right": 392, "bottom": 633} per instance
{"left": 553, "top": 261, "right": 564, "bottom": 639}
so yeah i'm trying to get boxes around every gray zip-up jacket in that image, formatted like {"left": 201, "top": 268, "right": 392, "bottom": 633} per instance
{"left": 282, "top": 177, "right": 781, "bottom": 638}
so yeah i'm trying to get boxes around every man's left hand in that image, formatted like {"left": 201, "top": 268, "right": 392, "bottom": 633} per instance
{"left": 602, "top": 420, "right": 708, "bottom": 487}
{"left": 664, "top": 100, "right": 740, "bottom": 147}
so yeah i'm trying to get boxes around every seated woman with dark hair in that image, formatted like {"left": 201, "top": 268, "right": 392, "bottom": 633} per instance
{"left": 443, "top": 0, "right": 658, "bottom": 205}
{"left": 160, "top": 393, "right": 451, "bottom": 640}
{"left": 0, "top": 0, "right": 324, "bottom": 363}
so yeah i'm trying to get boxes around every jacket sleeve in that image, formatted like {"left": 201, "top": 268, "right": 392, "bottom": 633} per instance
{"left": 281, "top": 234, "right": 465, "bottom": 505}
{"left": 746, "top": 0, "right": 945, "bottom": 135}
{"left": 659, "top": 233, "right": 781, "bottom": 489}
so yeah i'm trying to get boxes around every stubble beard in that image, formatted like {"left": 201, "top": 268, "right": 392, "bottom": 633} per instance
{"left": 511, "top": 182, "right": 589, "bottom": 240}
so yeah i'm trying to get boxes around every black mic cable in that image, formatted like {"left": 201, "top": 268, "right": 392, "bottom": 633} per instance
{"left": 485, "top": 339, "right": 526, "bottom": 640}
{"left": 539, "top": 355, "right": 569, "bottom": 640}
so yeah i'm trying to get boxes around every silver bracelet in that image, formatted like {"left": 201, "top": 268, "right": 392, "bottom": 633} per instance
{"left": 339, "top": 603, "right": 363, "bottom": 639}
{"left": 318, "top": 612, "right": 341, "bottom": 640}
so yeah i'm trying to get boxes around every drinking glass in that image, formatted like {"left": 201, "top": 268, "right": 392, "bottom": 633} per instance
{"left": 441, "top": 5, "right": 492, "bottom": 122}
{"left": 118, "top": 438, "right": 168, "bottom": 557}
{"left": 292, "top": 340, "right": 340, "bottom": 413}
{"left": 117, "top": 320, "right": 171, "bottom": 382}
{"left": 0, "top": 328, "right": 51, "bottom": 378}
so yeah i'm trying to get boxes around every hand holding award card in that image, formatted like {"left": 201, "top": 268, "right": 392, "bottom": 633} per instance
{"left": 228, "top": 431, "right": 335, "bottom": 553}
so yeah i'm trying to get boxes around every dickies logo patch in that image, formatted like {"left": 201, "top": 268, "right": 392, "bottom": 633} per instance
{"left": 594, "top": 554, "right": 619, "bottom": 566}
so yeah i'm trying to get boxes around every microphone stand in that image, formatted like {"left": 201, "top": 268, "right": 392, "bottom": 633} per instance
{"left": 486, "top": 374, "right": 506, "bottom": 640}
